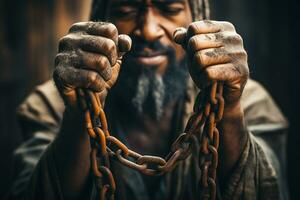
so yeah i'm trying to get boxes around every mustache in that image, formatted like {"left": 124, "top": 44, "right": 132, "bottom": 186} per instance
{"left": 127, "top": 36, "right": 173, "bottom": 56}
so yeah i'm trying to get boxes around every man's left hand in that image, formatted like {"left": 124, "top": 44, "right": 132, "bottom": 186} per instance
{"left": 174, "top": 20, "right": 249, "bottom": 107}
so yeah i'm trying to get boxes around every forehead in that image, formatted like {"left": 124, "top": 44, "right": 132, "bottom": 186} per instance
{"left": 110, "top": 0, "right": 186, "bottom": 4}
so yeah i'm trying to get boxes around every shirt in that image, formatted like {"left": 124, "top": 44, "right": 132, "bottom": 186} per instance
{"left": 8, "top": 78, "right": 289, "bottom": 199}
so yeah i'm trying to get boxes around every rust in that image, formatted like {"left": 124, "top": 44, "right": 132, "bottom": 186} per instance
{"left": 83, "top": 80, "right": 224, "bottom": 199}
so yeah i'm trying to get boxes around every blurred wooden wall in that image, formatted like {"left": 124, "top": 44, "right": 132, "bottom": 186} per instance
{"left": 0, "top": 0, "right": 91, "bottom": 197}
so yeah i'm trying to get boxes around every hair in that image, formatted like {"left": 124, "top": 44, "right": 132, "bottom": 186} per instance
{"left": 90, "top": 0, "right": 210, "bottom": 21}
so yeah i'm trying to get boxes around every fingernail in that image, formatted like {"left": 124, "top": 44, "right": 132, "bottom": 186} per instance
{"left": 118, "top": 35, "right": 132, "bottom": 52}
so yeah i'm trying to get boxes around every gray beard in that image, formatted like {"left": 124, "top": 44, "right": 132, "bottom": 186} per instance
{"left": 132, "top": 72, "right": 165, "bottom": 120}
{"left": 110, "top": 39, "right": 189, "bottom": 121}
{"left": 110, "top": 57, "right": 189, "bottom": 122}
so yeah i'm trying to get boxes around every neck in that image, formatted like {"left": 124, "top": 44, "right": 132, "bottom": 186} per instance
{"left": 109, "top": 95, "right": 183, "bottom": 157}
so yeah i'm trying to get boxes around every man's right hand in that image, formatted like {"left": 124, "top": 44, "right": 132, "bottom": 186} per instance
{"left": 51, "top": 22, "right": 132, "bottom": 199}
{"left": 53, "top": 22, "right": 131, "bottom": 109}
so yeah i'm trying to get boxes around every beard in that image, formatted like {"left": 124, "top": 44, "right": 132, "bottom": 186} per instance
{"left": 110, "top": 37, "right": 189, "bottom": 121}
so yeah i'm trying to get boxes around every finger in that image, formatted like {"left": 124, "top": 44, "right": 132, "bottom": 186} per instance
{"left": 106, "top": 60, "right": 122, "bottom": 88}
{"left": 58, "top": 34, "right": 81, "bottom": 52}
{"left": 192, "top": 47, "right": 231, "bottom": 68}
{"left": 77, "top": 49, "right": 112, "bottom": 81}
{"left": 79, "top": 35, "right": 118, "bottom": 66}
{"left": 221, "top": 32, "right": 244, "bottom": 46}
{"left": 55, "top": 51, "right": 80, "bottom": 67}
{"left": 69, "top": 22, "right": 119, "bottom": 43}
{"left": 187, "top": 21, "right": 221, "bottom": 38}
{"left": 53, "top": 65, "right": 106, "bottom": 93}
{"left": 217, "top": 21, "right": 236, "bottom": 32}
{"left": 188, "top": 33, "right": 223, "bottom": 52}
{"left": 173, "top": 27, "right": 187, "bottom": 46}
{"left": 55, "top": 50, "right": 112, "bottom": 81}
{"left": 117, "top": 34, "right": 132, "bottom": 56}
{"left": 192, "top": 63, "right": 249, "bottom": 89}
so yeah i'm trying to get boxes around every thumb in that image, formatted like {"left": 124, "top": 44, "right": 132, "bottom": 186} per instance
{"left": 173, "top": 27, "right": 187, "bottom": 47}
{"left": 117, "top": 34, "right": 132, "bottom": 57}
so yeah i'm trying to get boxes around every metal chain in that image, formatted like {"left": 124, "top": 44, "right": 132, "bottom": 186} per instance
{"left": 81, "top": 81, "right": 224, "bottom": 200}
{"left": 197, "top": 82, "right": 224, "bottom": 199}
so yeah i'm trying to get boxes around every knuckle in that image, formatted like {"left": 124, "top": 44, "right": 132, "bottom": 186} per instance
{"left": 53, "top": 66, "right": 66, "bottom": 86}
{"left": 188, "top": 22, "right": 200, "bottom": 35}
{"left": 55, "top": 53, "right": 65, "bottom": 66}
{"left": 231, "top": 50, "right": 247, "bottom": 60}
{"left": 58, "top": 37, "right": 68, "bottom": 49}
{"left": 194, "top": 51, "right": 204, "bottom": 66}
{"left": 104, "top": 39, "right": 117, "bottom": 54}
{"left": 240, "top": 50, "right": 247, "bottom": 58}
{"left": 226, "top": 33, "right": 243, "bottom": 44}
{"left": 104, "top": 23, "right": 118, "bottom": 37}
{"left": 222, "top": 21, "right": 235, "bottom": 30}
{"left": 101, "top": 67, "right": 112, "bottom": 81}
{"left": 58, "top": 35, "right": 78, "bottom": 51}
{"left": 96, "top": 56, "right": 110, "bottom": 68}
{"left": 234, "top": 34, "right": 243, "bottom": 43}
{"left": 69, "top": 22, "right": 86, "bottom": 33}
{"left": 242, "top": 65, "right": 249, "bottom": 76}
{"left": 188, "top": 36, "right": 199, "bottom": 51}
{"left": 88, "top": 71, "right": 101, "bottom": 87}
{"left": 244, "top": 65, "right": 250, "bottom": 77}
{"left": 89, "top": 72, "right": 98, "bottom": 83}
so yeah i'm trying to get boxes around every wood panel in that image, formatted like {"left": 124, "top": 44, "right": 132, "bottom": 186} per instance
{"left": 0, "top": 0, "right": 90, "bottom": 197}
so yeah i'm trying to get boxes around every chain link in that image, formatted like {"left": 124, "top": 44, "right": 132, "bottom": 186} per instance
{"left": 82, "top": 81, "right": 224, "bottom": 200}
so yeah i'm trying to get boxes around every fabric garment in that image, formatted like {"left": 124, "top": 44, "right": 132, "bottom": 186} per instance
{"left": 8, "top": 78, "right": 289, "bottom": 199}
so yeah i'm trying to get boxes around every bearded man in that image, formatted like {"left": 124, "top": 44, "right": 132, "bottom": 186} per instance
{"left": 8, "top": 0, "right": 288, "bottom": 199}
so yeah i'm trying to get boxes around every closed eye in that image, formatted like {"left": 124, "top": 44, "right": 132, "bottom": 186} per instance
{"left": 111, "top": 6, "right": 139, "bottom": 20}
{"left": 154, "top": 2, "right": 185, "bottom": 16}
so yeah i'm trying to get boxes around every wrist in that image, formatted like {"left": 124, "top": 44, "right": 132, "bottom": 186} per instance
{"left": 222, "top": 100, "right": 243, "bottom": 120}
{"left": 217, "top": 100, "right": 248, "bottom": 181}
{"left": 61, "top": 106, "right": 88, "bottom": 138}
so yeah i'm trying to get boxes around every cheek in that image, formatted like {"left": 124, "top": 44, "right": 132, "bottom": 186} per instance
{"left": 174, "top": 43, "right": 186, "bottom": 61}
{"left": 162, "top": 13, "right": 192, "bottom": 61}
{"left": 110, "top": 20, "right": 136, "bottom": 35}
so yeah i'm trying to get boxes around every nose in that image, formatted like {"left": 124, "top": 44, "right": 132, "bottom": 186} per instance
{"left": 133, "top": 9, "right": 164, "bottom": 42}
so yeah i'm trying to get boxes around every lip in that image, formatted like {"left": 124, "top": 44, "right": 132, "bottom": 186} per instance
{"left": 135, "top": 55, "right": 167, "bottom": 66}
{"left": 130, "top": 51, "right": 167, "bottom": 66}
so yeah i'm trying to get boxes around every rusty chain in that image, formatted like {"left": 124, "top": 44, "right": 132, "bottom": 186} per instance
{"left": 81, "top": 80, "right": 224, "bottom": 200}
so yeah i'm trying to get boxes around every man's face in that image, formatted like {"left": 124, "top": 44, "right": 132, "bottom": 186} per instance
{"left": 105, "top": 0, "right": 193, "bottom": 120}
{"left": 106, "top": 0, "right": 192, "bottom": 74}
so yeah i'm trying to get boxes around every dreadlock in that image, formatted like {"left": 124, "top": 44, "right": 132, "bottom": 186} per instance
{"left": 90, "top": 0, "right": 210, "bottom": 21}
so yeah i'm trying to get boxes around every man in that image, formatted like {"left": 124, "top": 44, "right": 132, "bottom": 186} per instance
{"left": 9, "top": 0, "right": 288, "bottom": 199}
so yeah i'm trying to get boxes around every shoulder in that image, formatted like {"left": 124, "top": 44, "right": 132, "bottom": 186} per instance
{"left": 17, "top": 80, "right": 65, "bottom": 139}
{"left": 241, "top": 79, "right": 288, "bottom": 133}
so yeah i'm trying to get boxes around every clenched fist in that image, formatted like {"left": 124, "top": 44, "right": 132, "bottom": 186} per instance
{"left": 53, "top": 22, "right": 131, "bottom": 109}
{"left": 173, "top": 20, "right": 249, "bottom": 106}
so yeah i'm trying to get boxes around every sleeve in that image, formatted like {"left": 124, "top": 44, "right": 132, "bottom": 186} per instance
{"left": 222, "top": 132, "right": 281, "bottom": 200}
{"left": 221, "top": 79, "right": 289, "bottom": 200}
{"left": 8, "top": 132, "right": 65, "bottom": 200}
{"left": 7, "top": 80, "right": 67, "bottom": 199}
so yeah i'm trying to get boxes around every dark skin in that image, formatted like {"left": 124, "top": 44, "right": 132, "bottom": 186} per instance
{"left": 52, "top": 0, "right": 249, "bottom": 198}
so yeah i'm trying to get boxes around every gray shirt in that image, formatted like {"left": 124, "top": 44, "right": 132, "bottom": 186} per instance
{"left": 8, "top": 78, "right": 289, "bottom": 199}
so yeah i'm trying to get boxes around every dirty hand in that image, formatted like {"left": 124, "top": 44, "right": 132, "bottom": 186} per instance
{"left": 173, "top": 20, "right": 249, "bottom": 106}
{"left": 53, "top": 22, "right": 131, "bottom": 109}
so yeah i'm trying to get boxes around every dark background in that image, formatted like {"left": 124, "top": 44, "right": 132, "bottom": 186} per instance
{"left": 0, "top": 0, "right": 299, "bottom": 199}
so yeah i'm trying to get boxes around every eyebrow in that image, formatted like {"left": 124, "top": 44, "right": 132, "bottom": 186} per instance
{"left": 110, "top": 0, "right": 185, "bottom": 6}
